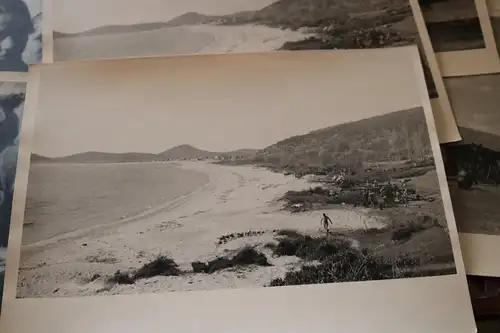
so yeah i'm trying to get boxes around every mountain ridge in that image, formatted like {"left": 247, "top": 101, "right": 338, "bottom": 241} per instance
{"left": 32, "top": 107, "right": 431, "bottom": 166}
{"left": 32, "top": 145, "right": 259, "bottom": 164}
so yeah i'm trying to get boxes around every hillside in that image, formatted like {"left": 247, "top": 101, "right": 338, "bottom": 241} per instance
{"left": 254, "top": 107, "right": 432, "bottom": 169}
{"left": 222, "top": 0, "right": 411, "bottom": 30}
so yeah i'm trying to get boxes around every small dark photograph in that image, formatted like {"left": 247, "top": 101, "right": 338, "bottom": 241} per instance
{"left": 420, "top": 0, "right": 485, "bottom": 52}
{"left": 442, "top": 73, "right": 500, "bottom": 235}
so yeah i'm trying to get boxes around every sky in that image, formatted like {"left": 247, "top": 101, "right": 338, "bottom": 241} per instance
{"left": 445, "top": 74, "right": 500, "bottom": 137}
{"left": 54, "top": 0, "right": 278, "bottom": 33}
{"left": 35, "top": 48, "right": 425, "bottom": 157}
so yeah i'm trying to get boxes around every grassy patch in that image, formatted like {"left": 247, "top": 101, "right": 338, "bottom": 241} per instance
{"left": 391, "top": 222, "right": 427, "bottom": 243}
{"left": 107, "top": 255, "right": 181, "bottom": 285}
{"left": 273, "top": 231, "right": 353, "bottom": 261}
{"left": 106, "top": 270, "right": 135, "bottom": 285}
{"left": 134, "top": 256, "right": 181, "bottom": 279}
{"left": 191, "top": 247, "right": 272, "bottom": 274}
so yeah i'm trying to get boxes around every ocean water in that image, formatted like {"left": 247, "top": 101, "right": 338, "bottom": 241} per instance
{"left": 22, "top": 162, "right": 209, "bottom": 245}
{"left": 54, "top": 27, "right": 218, "bottom": 61}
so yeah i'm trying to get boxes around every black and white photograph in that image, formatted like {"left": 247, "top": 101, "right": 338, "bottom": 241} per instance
{"left": 0, "top": 82, "right": 26, "bottom": 305}
{"left": 13, "top": 49, "right": 460, "bottom": 300}
{"left": 442, "top": 73, "right": 500, "bottom": 236}
{"left": 52, "top": 0, "right": 444, "bottom": 100}
{"left": 0, "top": 0, "right": 42, "bottom": 72}
{"left": 419, "top": 0, "right": 485, "bottom": 52}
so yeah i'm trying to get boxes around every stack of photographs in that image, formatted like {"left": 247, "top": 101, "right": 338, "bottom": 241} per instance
{"left": 413, "top": 0, "right": 500, "bottom": 282}
{"left": 2, "top": 0, "right": 497, "bottom": 333}
{"left": 0, "top": 0, "right": 43, "bottom": 315}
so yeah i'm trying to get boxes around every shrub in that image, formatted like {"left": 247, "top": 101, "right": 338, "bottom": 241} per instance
{"left": 107, "top": 270, "right": 134, "bottom": 285}
{"left": 133, "top": 255, "right": 181, "bottom": 280}
{"left": 191, "top": 247, "right": 271, "bottom": 274}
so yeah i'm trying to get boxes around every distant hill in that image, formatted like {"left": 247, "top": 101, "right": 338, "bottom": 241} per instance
{"left": 32, "top": 146, "right": 258, "bottom": 164}
{"left": 31, "top": 151, "right": 159, "bottom": 164}
{"left": 53, "top": 11, "right": 225, "bottom": 38}
{"left": 442, "top": 128, "right": 500, "bottom": 178}
{"left": 158, "top": 145, "right": 258, "bottom": 160}
{"left": 457, "top": 127, "right": 500, "bottom": 152}
{"left": 253, "top": 107, "right": 432, "bottom": 169}
{"left": 158, "top": 144, "right": 217, "bottom": 160}
{"left": 54, "top": 22, "right": 172, "bottom": 38}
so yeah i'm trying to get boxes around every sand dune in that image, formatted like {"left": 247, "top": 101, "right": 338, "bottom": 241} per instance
{"left": 54, "top": 24, "right": 314, "bottom": 61}
{"left": 17, "top": 162, "right": 384, "bottom": 298}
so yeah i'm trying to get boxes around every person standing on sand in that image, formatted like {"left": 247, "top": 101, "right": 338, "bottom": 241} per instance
{"left": 321, "top": 213, "right": 333, "bottom": 234}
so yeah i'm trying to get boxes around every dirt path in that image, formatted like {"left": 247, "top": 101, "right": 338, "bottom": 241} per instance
{"left": 17, "top": 162, "right": 384, "bottom": 298}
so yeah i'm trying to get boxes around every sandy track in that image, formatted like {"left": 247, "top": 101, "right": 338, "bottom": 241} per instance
{"left": 17, "top": 162, "right": 384, "bottom": 298}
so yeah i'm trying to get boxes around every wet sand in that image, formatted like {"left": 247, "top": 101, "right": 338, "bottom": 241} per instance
{"left": 17, "top": 162, "right": 384, "bottom": 298}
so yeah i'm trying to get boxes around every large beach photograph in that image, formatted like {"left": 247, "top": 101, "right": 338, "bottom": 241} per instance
{"left": 0, "top": 0, "right": 42, "bottom": 72}
{"left": 53, "top": 0, "right": 442, "bottom": 99}
{"left": 442, "top": 73, "right": 500, "bottom": 236}
{"left": 419, "top": 0, "right": 485, "bottom": 52}
{"left": 0, "top": 82, "right": 26, "bottom": 304}
{"left": 16, "top": 50, "right": 457, "bottom": 299}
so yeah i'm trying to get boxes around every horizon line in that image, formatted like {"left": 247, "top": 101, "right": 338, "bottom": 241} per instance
{"left": 53, "top": 9, "right": 238, "bottom": 35}
{"left": 33, "top": 144, "right": 263, "bottom": 159}
{"left": 31, "top": 107, "right": 424, "bottom": 159}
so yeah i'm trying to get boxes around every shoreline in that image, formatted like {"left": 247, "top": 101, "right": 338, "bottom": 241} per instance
{"left": 18, "top": 161, "right": 386, "bottom": 298}
{"left": 22, "top": 162, "right": 210, "bottom": 247}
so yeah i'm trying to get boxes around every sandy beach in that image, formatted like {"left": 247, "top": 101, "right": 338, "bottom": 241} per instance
{"left": 17, "top": 162, "right": 384, "bottom": 298}
{"left": 54, "top": 24, "right": 314, "bottom": 61}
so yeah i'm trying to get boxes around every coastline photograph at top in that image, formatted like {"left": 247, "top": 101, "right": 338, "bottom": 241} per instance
{"left": 53, "top": 1, "right": 437, "bottom": 96}
{"left": 0, "top": 81, "right": 26, "bottom": 306}
{"left": 51, "top": 0, "right": 463, "bottom": 143}
{"left": 0, "top": 0, "right": 42, "bottom": 72}
{"left": 442, "top": 73, "right": 500, "bottom": 236}
{"left": 419, "top": 0, "right": 485, "bottom": 52}
{"left": 14, "top": 49, "right": 459, "bottom": 300}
